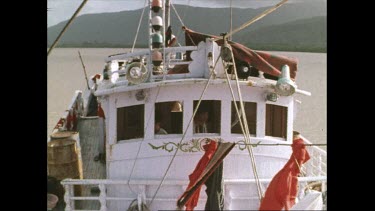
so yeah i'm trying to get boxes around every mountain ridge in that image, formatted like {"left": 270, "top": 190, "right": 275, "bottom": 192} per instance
{"left": 48, "top": 2, "right": 326, "bottom": 52}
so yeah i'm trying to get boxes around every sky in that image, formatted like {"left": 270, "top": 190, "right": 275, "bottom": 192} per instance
{"left": 47, "top": 0, "right": 294, "bottom": 27}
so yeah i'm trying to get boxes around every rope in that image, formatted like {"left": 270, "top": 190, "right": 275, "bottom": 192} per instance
{"left": 171, "top": 0, "right": 190, "bottom": 38}
{"left": 131, "top": 0, "right": 148, "bottom": 53}
{"left": 127, "top": 85, "right": 162, "bottom": 195}
{"left": 224, "top": 66, "right": 264, "bottom": 201}
{"left": 148, "top": 55, "right": 221, "bottom": 207}
{"left": 236, "top": 143, "right": 327, "bottom": 147}
{"left": 47, "top": 0, "right": 89, "bottom": 57}
{"left": 170, "top": 2, "right": 196, "bottom": 46}
{"left": 213, "top": 0, "right": 288, "bottom": 41}
{"left": 230, "top": 49, "right": 264, "bottom": 201}
{"left": 170, "top": 2, "right": 185, "bottom": 28}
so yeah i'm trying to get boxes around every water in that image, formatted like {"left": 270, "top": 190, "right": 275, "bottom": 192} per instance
{"left": 47, "top": 48, "right": 326, "bottom": 148}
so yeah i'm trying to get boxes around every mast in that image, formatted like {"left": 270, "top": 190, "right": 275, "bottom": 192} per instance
{"left": 165, "top": 0, "right": 170, "bottom": 29}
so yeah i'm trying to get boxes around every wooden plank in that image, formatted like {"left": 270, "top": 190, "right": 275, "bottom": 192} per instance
{"left": 77, "top": 117, "right": 106, "bottom": 210}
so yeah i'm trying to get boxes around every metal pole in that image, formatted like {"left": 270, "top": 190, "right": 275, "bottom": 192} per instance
{"left": 78, "top": 51, "right": 90, "bottom": 90}
{"left": 165, "top": 0, "right": 170, "bottom": 29}
{"left": 47, "top": 0, "right": 89, "bottom": 57}
{"left": 230, "top": 0, "right": 232, "bottom": 40}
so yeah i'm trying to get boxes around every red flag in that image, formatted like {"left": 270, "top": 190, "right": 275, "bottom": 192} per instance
{"left": 259, "top": 138, "right": 310, "bottom": 210}
{"left": 182, "top": 140, "right": 217, "bottom": 210}
{"left": 183, "top": 27, "right": 298, "bottom": 80}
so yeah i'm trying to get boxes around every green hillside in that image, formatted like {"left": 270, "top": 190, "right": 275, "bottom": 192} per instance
{"left": 237, "top": 16, "right": 327, "bottom": 52}
{"left": 47, "top": 2, "right": 326, "bottom": 52}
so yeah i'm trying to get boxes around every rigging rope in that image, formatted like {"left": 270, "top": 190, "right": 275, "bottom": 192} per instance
{"left": 221, "top": 45, "right": 263, "bottom": 201}
{"left": 131, "top": 0, "right": 148, "bottom": 53}
{"left": 171, "top": 0, "right": 190, "bottom": 39}
{"left": 148, "top": 54, "right": 222, "bottom": 207}
{"left": 47, "top": 0, "right": 89, "bottom": 57}
{"left": 170, "top": 2, "right": 196, "bottom": 46}
{"left": 230, "top": 48, "right": 264, "bottom": 201}
{"left": 127, "top": 85, "right": 162, "bottom": 195}
{"left": 213, "top": 0, "right": 288, "bottom": 41}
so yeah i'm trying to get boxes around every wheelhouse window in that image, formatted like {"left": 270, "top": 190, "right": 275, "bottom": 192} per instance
{"left": 231, "top": 101, "right": 257, "bottom": 135}
{"left": 155, "top": 101, "right": 183, "bottom": 135}
{"left": 266, "top": 104, "right": 287, "bottom": 139}
{"left": 117, "top": 105, "right": 144, "bottom": 141}
{"left": 193, "top": 100, "right": 221, "bottom": 134}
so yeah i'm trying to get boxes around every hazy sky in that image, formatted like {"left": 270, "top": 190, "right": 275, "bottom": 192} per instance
{"left": 47, "top": 0, "right": 325, "bottom": 27}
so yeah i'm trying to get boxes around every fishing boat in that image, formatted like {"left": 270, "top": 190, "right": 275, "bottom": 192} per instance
{"left": 47, "top": 0, "right": 326, "bottom": 210}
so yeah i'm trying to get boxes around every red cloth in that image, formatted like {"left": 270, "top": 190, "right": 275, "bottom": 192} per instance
{"left": 184, "top": 141, "right": 218, "bottom": 211}
{"left": 259, "top": 138, "right": 310, "bottom": 210}
{"left": 184, "top": 27, "right": 298, "bottom": 80}
{"left": 97, "top": 103, "right": 105, "bottom": 119}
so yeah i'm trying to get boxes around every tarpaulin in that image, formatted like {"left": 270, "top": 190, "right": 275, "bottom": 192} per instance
{"left": 184, "top": 27, "right": 298, "bottom": 80}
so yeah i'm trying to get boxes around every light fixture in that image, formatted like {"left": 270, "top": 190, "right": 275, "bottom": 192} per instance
{"left": 275, "top": 65, "right": 297, "bottom": 96}
{"left": 151, "top": 0, "right": 162, "bottom": 13}
{"left": 135, "top": 90, "right": 146, "bottom": 101}
{"left": 152, "top": 33, "right": 163, "bottom": 49}
{"left": 171, "top": 101, "right": 183, "bottom": 112}
{"left": 151, "top": 16, "right": 163, "bottom": 31}
{"left": 266, "top": 92, "right": 279, "bottom": 102}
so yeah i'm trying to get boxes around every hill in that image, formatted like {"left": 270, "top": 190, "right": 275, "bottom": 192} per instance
{"left": 237, "top": 16, "right": 327, "bottom": 52}
{"left": 47, "top": 2, "right": 326, "bottom": 52}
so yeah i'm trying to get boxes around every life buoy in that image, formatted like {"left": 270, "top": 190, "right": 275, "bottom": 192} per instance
{"left": 126, "top": 62, "right": 149, "bottom": 84}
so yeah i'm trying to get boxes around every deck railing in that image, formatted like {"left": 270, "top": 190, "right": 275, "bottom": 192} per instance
{"left": 301, "top": 135, "right": 327, "bottom": 177}
{"left": 61, "top": 176, "right": 326, "bottom": 211}
{"left": 52, "top": 90, "right": 85, "bottom": 133}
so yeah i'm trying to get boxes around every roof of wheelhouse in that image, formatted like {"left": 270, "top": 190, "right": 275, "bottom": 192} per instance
{"left": 94, "top": 76, "right": 311, "bottom": 97}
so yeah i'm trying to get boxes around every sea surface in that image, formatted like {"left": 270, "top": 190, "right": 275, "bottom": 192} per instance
{"left": 47, "top": 48, "right": 326, "bottom": 149}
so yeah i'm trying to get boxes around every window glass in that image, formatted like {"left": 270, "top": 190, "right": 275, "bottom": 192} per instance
{"left": 231, "top": 101, "right": 257, "bottom": 135}
{"left": 117, "top": 105, "right": 144, "bottom": 141}
{"left": 266, "top": 104, "right": 287, "bottom": 139}
{"left": 193, "top": 100, "right": 221, "bottom": 134}
{"left": 155, "top": 101, "right": 183, "bottom": 135}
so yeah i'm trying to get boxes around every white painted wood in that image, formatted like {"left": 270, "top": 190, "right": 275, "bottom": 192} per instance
{"left": 287, "top": 98, "right": 294, "bottom": 142}
{"left": 256, "top": 102, "right": 266, "bottom": 138}
{"left": 221, "top": 99, "right": 231, "bottom": 136}
{"left": 99, "top": 184, "right": 107, "bottom": 211}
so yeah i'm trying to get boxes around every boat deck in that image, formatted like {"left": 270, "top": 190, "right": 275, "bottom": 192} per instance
{"left": 76, "top": 117, "right": 106, "bottom": 210}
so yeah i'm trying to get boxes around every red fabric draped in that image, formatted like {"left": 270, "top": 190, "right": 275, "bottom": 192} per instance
{"left": 97, "top": 103, "right": 105, "bottom": 119}
{"left": 183, "top": 141, "right": 218, "bottom": 211}
{"left": 259, "top": 138, "right": 310, "bottom": 210}
{"left": 184, "top": 27, "right": 298, "bottom": 79}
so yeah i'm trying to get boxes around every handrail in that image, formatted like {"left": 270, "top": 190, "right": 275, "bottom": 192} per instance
{"left": 61, "top": 176, "right": 326, "bottom": 211}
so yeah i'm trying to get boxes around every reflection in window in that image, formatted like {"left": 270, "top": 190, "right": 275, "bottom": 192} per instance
{"left": 266, "top": 104, "right": 287, "bottom": 139}
{"left": 231, "top": 101, "right": 256, "bottom": 135}
{"left": 117, "top": 105, "right": 144, "bottom": 141}
{"left": 193, "top": 100, "right": 221, "bottom": 133}
{"left": 155, "top": 101, "right": 183, "bottom": 135}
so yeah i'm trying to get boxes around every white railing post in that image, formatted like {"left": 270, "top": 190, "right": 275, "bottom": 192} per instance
{"left": 64, "top": 184, "right": 72, "bottom": 211}
{"left": 224, "top": 184, "right": 232, "bottom": 210}
{"left": 99, "top": 184, "right": 107, "bottom": 211}
{"left": 306, "top": 149, "right": 314, "bottom": 176}
{"left": 316, "top": 153, "right": 322, "bottom": 176}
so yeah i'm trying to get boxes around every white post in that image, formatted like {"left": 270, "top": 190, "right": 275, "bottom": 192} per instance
{"left": 64, "top": 184, "right": 72, "bottom": 211}
{"left": 99, "top": 184, "right": 107, "bottom": 211}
